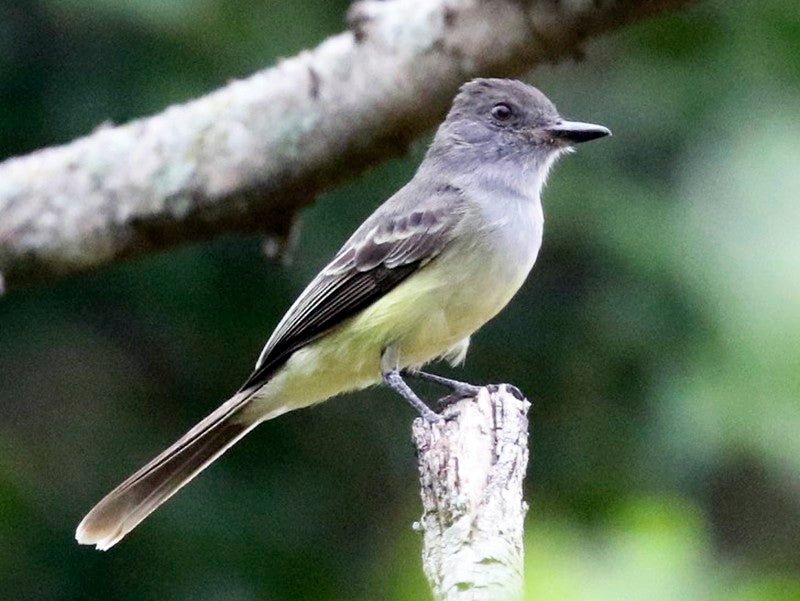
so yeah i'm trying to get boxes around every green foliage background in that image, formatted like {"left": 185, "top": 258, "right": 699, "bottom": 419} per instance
{"left": 1, "top": 1, "right": 799, "bottom": 600}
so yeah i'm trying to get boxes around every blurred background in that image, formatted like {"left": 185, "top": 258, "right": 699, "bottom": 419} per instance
{"left": 1, "top": 1, "right": 799, "bottom": 600}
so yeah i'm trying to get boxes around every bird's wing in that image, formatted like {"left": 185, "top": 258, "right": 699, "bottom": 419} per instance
{"left": 238, "top": 185, "right": 464, "bottom": 393}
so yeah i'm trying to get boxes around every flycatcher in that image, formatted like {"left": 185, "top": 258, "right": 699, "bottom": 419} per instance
{"left": 77, "top": 78, "right": 610, "bottom": 550}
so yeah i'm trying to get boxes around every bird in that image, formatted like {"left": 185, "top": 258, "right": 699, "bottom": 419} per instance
{"left": 76, "top": 78, "right": 610, "bottom": 550}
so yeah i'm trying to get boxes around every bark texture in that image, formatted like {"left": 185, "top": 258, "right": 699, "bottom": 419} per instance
{"left": 0, "top": 0, "right": 693, "bottom": 290}
{"left": 413, "top": 385, "right": 531, "bottom": 601}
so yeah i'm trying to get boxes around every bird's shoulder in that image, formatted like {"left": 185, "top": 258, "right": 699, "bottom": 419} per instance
{"left": 325, "top": 178, "right": 467, "bottom": 275}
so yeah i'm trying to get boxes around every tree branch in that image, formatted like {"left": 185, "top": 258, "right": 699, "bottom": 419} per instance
{"left": 413, "top": 385, "right": 531, "bottom": 601}
{"left": 0, "top": 0, "right": 693, "bottom": 290}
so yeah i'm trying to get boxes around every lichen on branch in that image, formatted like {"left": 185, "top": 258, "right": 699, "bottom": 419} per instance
{"left": 0, "top": 0, "right": 693, "bottom": 291}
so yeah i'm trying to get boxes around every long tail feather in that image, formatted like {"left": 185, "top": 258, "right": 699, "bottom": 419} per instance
{"left": 76, "top": 391, "right": 257, "bottom": 550}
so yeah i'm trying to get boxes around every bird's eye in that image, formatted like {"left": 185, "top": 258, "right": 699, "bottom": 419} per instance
{"left": 491, "top": 103, "right": 513, "bottom": 122}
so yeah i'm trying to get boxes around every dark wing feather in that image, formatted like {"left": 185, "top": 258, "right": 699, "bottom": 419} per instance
{"left": 238, "top": 187, "right": 463, "bottom": 393}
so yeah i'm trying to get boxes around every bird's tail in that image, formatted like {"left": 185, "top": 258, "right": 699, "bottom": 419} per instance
{"left": 76, "top": 390, "right": 259, "bottom": 550}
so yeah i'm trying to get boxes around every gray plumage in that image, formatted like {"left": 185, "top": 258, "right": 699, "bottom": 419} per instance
{"left": 76, "top": 78, "right": 610, "bottom": 550}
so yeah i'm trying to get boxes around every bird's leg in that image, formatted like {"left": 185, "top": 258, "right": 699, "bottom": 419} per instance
{"left": 382, "top": 369, "right": 440, "bottom": 423}
{"left": 403, "top": 369, "right": 481, "bottom": 400}
{"left": 381, "top": 347, "right": 440, "bottom": 422}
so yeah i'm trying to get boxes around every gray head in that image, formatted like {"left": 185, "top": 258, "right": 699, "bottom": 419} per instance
{"left": 424, "top": 78, "right": 610, "bottom": 190}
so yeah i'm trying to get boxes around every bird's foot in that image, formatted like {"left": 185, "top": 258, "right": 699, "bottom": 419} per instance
{"left": 402, "top": 369, "right": 481, "bottom": 401}
{"left": 382, "top": 369, "right": 440, "bottom": 422}
{"left": 485, "top": 383, "right": 526, "bottom": 401}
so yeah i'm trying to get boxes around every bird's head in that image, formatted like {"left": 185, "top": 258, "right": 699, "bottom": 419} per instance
{"left": 427, "top": 78, "right": 610, "bottom": 188}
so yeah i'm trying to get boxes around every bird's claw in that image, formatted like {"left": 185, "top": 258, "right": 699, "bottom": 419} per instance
{"left": 486, "top": 383, "right": 526, "bottom": 401}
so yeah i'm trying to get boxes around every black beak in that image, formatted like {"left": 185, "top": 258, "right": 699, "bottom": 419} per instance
{"left": 544, "top": 120, "right": 611, "bottom": 144}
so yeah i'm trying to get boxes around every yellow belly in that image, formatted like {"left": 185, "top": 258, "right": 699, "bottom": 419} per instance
{"left": 245, "top": 241, "right": 535, "bottom": 422}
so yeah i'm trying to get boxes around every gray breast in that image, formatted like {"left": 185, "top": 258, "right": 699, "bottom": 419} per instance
{"left": 478, "top": 191, "right": 544, "bottom": 278}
